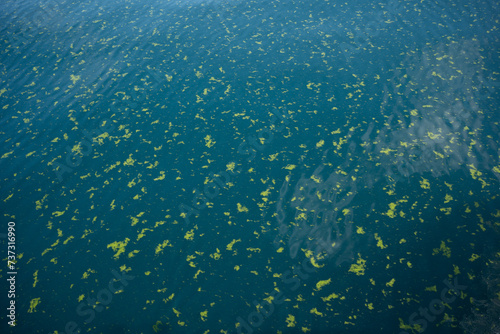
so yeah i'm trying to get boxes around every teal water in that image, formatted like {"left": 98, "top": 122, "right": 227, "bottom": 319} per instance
{"left": 1, "top": 0, "right": 499, "bottom": 333}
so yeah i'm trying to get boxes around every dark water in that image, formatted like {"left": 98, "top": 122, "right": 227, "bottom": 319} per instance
{"left": 1, "top": 0, "right": 499, "bottom": 333}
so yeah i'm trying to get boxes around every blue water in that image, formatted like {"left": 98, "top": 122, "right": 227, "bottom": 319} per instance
{"left": 1, "top": 0, "right": 499, "bottom": 333}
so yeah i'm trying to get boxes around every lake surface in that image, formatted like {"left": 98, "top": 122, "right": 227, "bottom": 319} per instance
{"left": 1, "top": 0, "right": 499, "bottom": 333}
